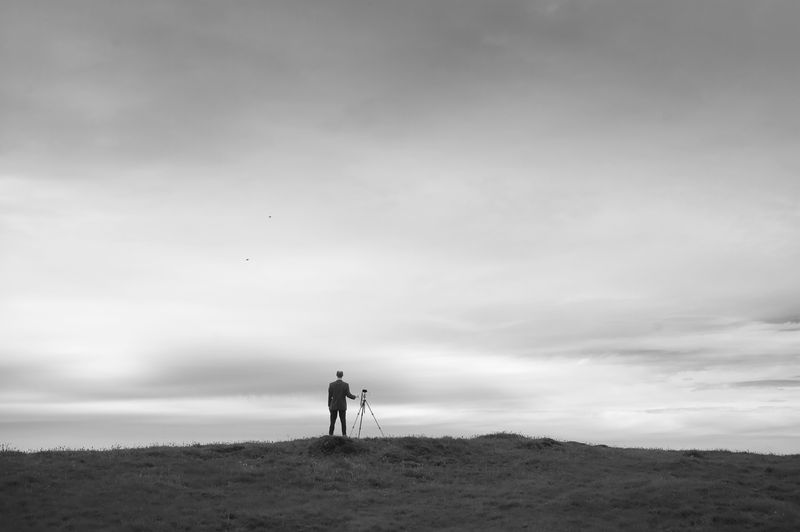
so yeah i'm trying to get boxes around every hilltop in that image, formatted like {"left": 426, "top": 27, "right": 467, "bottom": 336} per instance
{"left": 1, "top": 433, "right": 798, "bottom": 531}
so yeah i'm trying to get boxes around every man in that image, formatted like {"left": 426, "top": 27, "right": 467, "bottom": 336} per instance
{"left": 328, "top": 370, "right": 357, "bottom": 436}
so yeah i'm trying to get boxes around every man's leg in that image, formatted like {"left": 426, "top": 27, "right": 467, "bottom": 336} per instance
{"left": 329, "top": 409, "right": 337, "bottom": 436}
{"left": 339, "top": 410, "right": 347, "bottom": 437}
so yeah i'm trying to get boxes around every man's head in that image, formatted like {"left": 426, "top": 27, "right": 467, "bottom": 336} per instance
{"left": 336, "top": 370, "right": 344, "bottom": 378}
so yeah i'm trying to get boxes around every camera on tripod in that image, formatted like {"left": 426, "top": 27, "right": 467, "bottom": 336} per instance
{"left": 352, "top": 388, "right": 384, "bottom": 438}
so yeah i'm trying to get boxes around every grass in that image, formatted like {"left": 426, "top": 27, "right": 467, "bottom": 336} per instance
{"left": 1, "top": 433, "right": 799, "bottom": 531}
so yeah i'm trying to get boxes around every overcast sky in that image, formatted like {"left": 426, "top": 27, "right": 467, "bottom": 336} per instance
{"left": 2, "top": 0, "right": 799, "bottom": 453}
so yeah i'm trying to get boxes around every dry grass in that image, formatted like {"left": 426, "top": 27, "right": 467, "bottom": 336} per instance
{"left": 1, "top": 433, "right": 799, "bottom": 531}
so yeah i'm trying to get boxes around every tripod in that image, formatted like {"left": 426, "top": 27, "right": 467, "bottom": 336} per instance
{"left": 351, "top": 389, "right": 385, "bottom": 438}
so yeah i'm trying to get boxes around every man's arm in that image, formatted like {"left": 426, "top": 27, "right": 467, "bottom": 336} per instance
{"left": 345, "top": 383, "right": 357, "bottom": 400}
{"left": 328, "top": 383, "right": 333, "bottom": 407}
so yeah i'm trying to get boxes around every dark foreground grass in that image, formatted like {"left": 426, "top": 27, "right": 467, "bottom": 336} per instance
{"left": 1, "top": 433, "right": 799, "bottom": 531}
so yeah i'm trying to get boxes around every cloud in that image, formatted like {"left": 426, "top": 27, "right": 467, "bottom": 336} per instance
{"left": 731, "top": 379, "right": 800, "bottom": 389}
{"left": 0, "top": 346, "right": 319, "bottom": 403}
{"left": 3, "top": 0, "right": 799, "bottom": 176}
{"left": 3, "top": 316, "right": 796, "bottom": 405}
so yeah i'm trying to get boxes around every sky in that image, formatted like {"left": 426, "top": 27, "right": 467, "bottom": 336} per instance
{"left": 1, "top": 0, "right": 799, "bottom": 453}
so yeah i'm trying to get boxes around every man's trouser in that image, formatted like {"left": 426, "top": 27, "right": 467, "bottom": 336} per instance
{"left": 329, "top": 409, "right": 346, "bottom": 436}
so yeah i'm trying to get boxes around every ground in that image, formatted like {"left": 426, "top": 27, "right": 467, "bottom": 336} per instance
{"left": 1, "top": 433, "right": 799, "bottom": 531}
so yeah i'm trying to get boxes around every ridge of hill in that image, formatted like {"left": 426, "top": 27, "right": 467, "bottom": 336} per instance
{"left": 2, "top": 433, "right": 799, "bottom": 531}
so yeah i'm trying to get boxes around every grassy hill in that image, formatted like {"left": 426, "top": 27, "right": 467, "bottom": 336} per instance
{"left": 1, "top": 433, "right": 798, "bottom": 531}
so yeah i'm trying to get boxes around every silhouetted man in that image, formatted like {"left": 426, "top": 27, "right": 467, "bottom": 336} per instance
{"left": 328, "top": 370, "right": 356, "bottom": 436}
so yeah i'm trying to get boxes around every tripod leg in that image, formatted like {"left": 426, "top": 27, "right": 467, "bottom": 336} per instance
{"left": 350, "top": 404, "right": 361, "bottom": 435}
{"left": 351, "top": 396, "right": 368, "bottom": 437}
{"left": 364, "top": 400, "right": 385, "bottom": 437}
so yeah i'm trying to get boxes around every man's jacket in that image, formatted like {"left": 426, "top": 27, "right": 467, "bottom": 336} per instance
{"left": 328, "top": 379, "right": 356, "bottom": 410}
